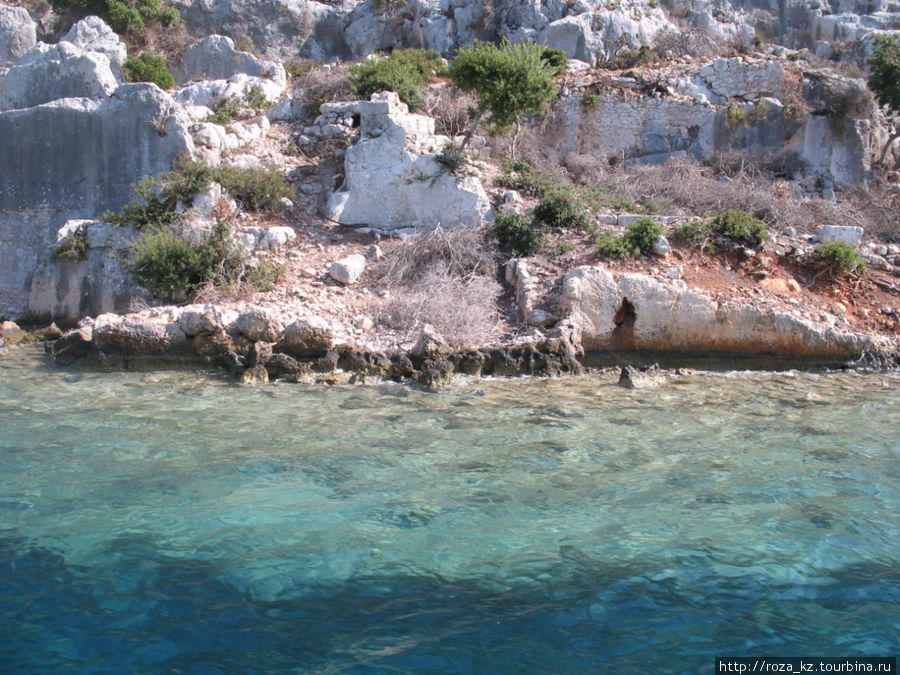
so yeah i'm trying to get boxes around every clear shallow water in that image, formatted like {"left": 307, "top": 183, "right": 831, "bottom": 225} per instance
{"left": 1, "top": 349, "right": 898, "bottom": 673}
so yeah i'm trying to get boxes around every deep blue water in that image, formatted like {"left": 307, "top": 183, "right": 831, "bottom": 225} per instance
{"left": 1, "top": 351, "right": 898, "bottom": 673}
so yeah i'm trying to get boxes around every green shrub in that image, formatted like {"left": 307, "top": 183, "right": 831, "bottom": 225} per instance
{"left": 582, "top": 93, "right": 600, "bottom": 109}
{"left": 540, "top": 47, "right": 569, "bottom": 76}
{"left": 127, "top": 225, "right": 223, "bottom": 301}
{"left": 349, "top": 49, "right": 446, "bottom": 111}
{"left": 495, "top": 159, "right": 560, "bottom": 197}
{"left": 164, "top": 158, "right": 217, "bottom": 204}
{"left": 814, "top": 241, "right": 866, "bottom": 276}
{"left": 672, "top": 220, "right": 713, "bottom": 248}
{"left": 448, "top": 39, "right": 558, "bottom": 154}
{"left": 533, "top": 186, "right": 589, "bottom": 230}
{"left": 724, "top": 102, "right": 748, "bottom": 128}
{"left": 215, "top": 165, "right": 292, "bottom": 212}
{"left": 104, "top": 177, "right": 180, "bottom": 230}
{"left": 712, "top": 210, "right": 768, "bottom": 245}
{"left": 122, "top": 52, "right": 174, "bottom": 89}
{"left": 54, "top": 231, "right": 89, "bottom": 262}
{"left": 493, "top": 209, "right": 544, "bottom": 257}
{"left": 595, "top": 217, "right": 665, "bottom": 258}
{"left": 51, "top": 0, "right": 180, "bottom": 40}
{"left": 242, "top": 84, "right": 273, "bottom": 110}
{"left": 126, "top": 221, "right": 278, "bottom": 301}
{"left": 206, "top": 95, "right": 242, "bottom": 124}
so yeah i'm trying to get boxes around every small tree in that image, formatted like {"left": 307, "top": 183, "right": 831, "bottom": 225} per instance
{"left": 448, "top": 40, "right": 559, "bottom": 161}
{"left": 869, "top": 33, "right": 900, "bottom": 166}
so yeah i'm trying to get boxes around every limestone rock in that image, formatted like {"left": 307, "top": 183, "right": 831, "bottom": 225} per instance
{"left": 178, "top": 305, "right": 224, "bottom": 337}
{"left": 279, "top": 316, "right": 334, "bottom": 355}
{"left": 329, "top": 254, "right": 366, "bottom": 285}
{"left": 92, "top": 314, "right": 187, "bottom": 353}
{"left": 0, "top": 5, "right": 36, "bottom": 67}
{"left": 558, "top": 265, "right": 877, "bottom": 359}
{"left": 28, "top": 220, "right": 147, "bottom": 322}
{"left": 412, "top": 324, "right": 450, "bottom": 359}
{"left": 1, "top": 42, "right": 117, "bottom": 110}
{"left": 325, "top": 93, "right": 491, "bottom": 231}
{"left": 813, "top": 225, "right": 863, "bottom": 246}
{"left": 0, "top": 84, "right": 195, "bottom": 320}
{"left": 230, "top": 306, "right": 282, "bottom": 342}
{"left": 175, "top": 73, "right": 285, "bottom": 110}
{"left": 652, "top": 235, "right": 671, "bottom": 257}
{"left": 540, "top": 14, "right": 597, "bottom": 65}
{"left": 173, "top": 34, "right": 286, "bottom": 86}
{"left": 61, "top": 16, "right": 127, "bottom": 78}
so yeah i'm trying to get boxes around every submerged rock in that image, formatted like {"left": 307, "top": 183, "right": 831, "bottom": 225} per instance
{"left": 618, "top": 364, "right": 665, "bottom": 389}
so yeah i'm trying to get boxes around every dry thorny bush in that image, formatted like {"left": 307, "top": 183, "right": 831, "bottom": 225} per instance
{"left": 421, "top": 85, "right": 476, "bottom": 138}
{"left": 366, "top": 226, "right": 504, "bottom": 348}
{"left": 290, "top": 62, "right": 353, "bottom": 119}
{"left": 591, "top": 156, "right": 898, "bottom": 239}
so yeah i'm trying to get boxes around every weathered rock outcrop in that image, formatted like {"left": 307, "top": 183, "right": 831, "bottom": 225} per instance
{"left": 172, "top": 34, "right": 287, "bottom": 86}
{"left": 60, "top": 16, "right": 127, "bottom": 79}
{"left": 0, "top": 84, "right": 195, "bottom": 319}
{"left": 550, "top": 60, "right": 878, "bottom": 184}
{"left": 28, "top": 220, "right": 147, "bottom": 323}
{"left": 325, "top": 92, "right": 491, "bottom": 230}
{"left": 1, "top": 41, "right": 117, "bottom": 110}
{"left": 558, "top": 266, "right": 879, "bottom": 359}
{"left": 0, "top": 4, "right": 36, "bottom": 67}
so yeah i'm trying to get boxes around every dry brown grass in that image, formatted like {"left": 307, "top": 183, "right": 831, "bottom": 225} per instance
{"left": 592, "top": 156, "right": 899, "bottom": 239}
{"left": 291, "top": 62, "right": 353, "bottom": 119}
{"left": 366, "top": 225, "right": 504, "bottom": 347}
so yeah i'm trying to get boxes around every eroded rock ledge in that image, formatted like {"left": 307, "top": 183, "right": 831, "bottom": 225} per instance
{"left": 43, "top": 266, "right": 898, "bottom": 386}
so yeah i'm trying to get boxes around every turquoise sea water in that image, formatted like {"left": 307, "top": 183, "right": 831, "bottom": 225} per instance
{"left": 1, "top": 348, "right": 898, "bottom": 673}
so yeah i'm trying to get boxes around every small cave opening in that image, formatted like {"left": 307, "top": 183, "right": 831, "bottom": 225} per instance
{"left": 351, "top": 113, "right": 361, "bottom": 128}
{"left": 611, "top": 298, "right": 637, "bottom": 350}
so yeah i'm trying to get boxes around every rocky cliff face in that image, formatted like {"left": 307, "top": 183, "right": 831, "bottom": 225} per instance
{"left": 170, "top": 0, "right": 898, "bottom": 65}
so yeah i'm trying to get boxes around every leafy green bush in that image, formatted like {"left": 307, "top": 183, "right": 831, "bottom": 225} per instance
{"left": 51, "top": 0, "right": 180, "bottom": 40}
{"left": 126, "top": 221, "right": 280, "bottom": 301}
{"left": 107, "top": 161, "right": 291, "bottom": 231}
{"left": 164, "top": 158, "right": 217, "bottom": 204}
{"left": 493, "top": 209, "right": 544, "bottom": 257}
{"left": 215, "top": 166, "right": 292, "bottom": 213}
{"left": 712, "top": 210, "right": 768, "bottom": 245}
{"left": 104, "top": 177, "right": 180, "bottom": 230}
{"left": 533, "top": 186, "right": 589, "bottom": 230}
{"left": 814, "top": 241, "right": 866, "bottom": 276}
{"left": 349, "top": 49, "right": 446, "bottom": 111}
{"left": 242, "top": 84, "right": 274, "bottom": 110}
{"left": 672, "top": 220, "right": 713, "bottom": 247}
{"left": 582, "top": 93, "right": 600, "bottom": 109}
{"left": 495, "top": 160, "right": 560, "bottom": 198}
{"left": 54, "top": 231, "right": 89, "bottom": 262}
{"left": 448, "top": 40, "right": 558, "bottom": 158}
{"left": 122, "top": 52, "right": 174, "bottom": 89}
{"left": 540, "top": 47, "right": 569, "bottom": 76}
{"left": 595, "top": 217, "right": 665, "bottom": 258}
{"left": 724, "top": 102, "right": 748, "bottom": 128}
{"left": 606, "top": 45, "right": 654, "bottom": 70}
{"left": 206, "top": 95, "right": 242, "bottom": 124}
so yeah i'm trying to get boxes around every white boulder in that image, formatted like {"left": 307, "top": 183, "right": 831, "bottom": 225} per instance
{"left": 329, "top": 254, "right": 366, "bottom": 285}
{"left": 61, "top": 15, "right": 127, "bottom": 78}
{"left": 1, "top": 42, "right": 117, "bottom": 110}
{"left": 325, "top": 92, "right": 491, "bottom": 231}
{"left": 0, "top": 4, "right": 36, "bottom": 67}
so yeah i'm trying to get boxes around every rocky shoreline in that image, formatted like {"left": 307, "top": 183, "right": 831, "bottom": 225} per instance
{"left": 3, "top": 261, "right": 896, "bottom": 389}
